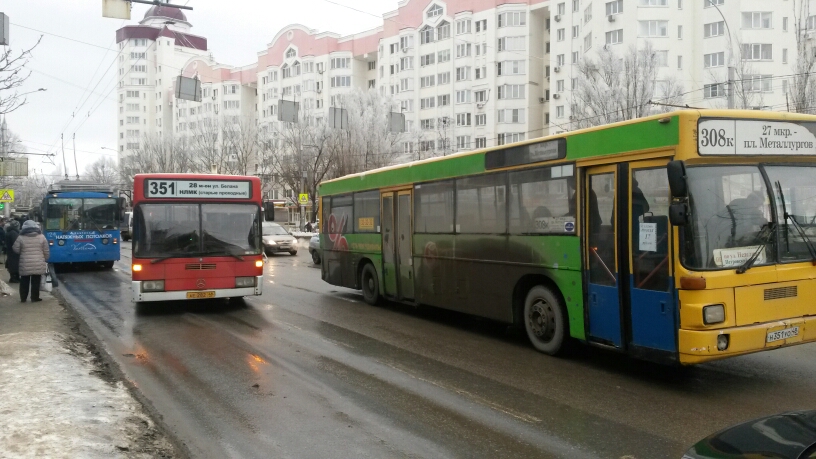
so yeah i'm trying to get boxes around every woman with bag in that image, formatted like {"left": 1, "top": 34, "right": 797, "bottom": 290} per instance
{"left": 12, "top": 220, "right": 49, "bottom": 302}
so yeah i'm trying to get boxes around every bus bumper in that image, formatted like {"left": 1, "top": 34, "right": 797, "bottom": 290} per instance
{"left": 131, "top": 276, "right": 263, "bottom": 303}
{"left": 678, "top": 316, "right": 816, "bottom": 365}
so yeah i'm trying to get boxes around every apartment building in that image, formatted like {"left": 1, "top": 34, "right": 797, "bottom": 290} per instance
{"left": 117, "top": 0, "right": 806, "bottom": 169}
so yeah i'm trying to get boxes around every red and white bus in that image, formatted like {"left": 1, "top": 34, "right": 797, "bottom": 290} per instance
{"left": 131, "top": 173, "right": 264, "bottom": 302}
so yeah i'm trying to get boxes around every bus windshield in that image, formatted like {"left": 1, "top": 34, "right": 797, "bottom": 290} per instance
{"left": 134, "top": 203, "right": 261, "bottom": 258}
{"left": 45, "top": 198, "right": 119, "bottom": 231}
{"left": 683, "top": 165, "right": 816, "bottom": 269}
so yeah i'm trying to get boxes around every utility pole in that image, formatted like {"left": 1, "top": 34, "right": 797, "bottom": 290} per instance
{"left": 727, "top": 66, "right": 735, "bottom": 109}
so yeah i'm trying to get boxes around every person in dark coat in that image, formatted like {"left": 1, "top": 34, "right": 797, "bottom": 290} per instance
{"left": 5, "top": 220, "right": 20, "bottom": 283}
{"left": 0, "top": 218, "right": 6, "bottom": 255}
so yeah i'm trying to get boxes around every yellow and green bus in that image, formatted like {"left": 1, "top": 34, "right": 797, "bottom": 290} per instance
{"left": 318, "top": 110, "right": 816, "bottom": 365}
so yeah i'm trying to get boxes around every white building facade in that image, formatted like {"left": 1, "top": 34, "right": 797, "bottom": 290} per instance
{"left": 117, "top": 0, "right": 810, "bottom": 167}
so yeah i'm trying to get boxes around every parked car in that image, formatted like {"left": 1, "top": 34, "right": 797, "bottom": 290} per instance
{"left": 308, "top": 234, "right": 321, "bottom": 264}
{"left": 262, "top": 222, "right": 298, "bottom": 256}
{"left": 121, "top": 211, "right": 133, "bottom": 241}
{"left": 683, "top": 410, "right": 816, "bottom": 459}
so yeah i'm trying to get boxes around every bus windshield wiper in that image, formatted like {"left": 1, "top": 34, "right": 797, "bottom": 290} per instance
{"left": 736, "top": 223, "right": 774, "bottom": 274}
{"left": 204, "top": 249, "right": 244, "bottom": 261}
{"left": 776, "top": 181, "right": 816, "bottom": 264}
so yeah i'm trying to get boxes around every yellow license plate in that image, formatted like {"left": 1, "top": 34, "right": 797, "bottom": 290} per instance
{"left": 187, "top": 291, "right": 215, "bottom": 299}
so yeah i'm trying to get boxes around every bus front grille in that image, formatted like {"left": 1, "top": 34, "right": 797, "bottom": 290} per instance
{"left": 764, "top": 286, "right": 797, "bottom": 301}
{"left": 185, "top": 263, "right": 217, "bottom": 270}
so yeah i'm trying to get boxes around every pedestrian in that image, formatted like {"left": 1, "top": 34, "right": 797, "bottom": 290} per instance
{"left": 0, "top": 218, "right": 6, "bottom": 255}
{"left": 12, "top": 220, "right": 49, "bottom": 302}
{"left": 5, "top": 219, "right": 20, "bottom": 283}
{"left": 304, "top": 221, "right": 313, "bottom": 233}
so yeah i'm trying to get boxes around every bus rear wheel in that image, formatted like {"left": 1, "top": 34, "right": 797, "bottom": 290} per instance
{"left": 101, "top": 261, "right": 114, "bottom": 270}
{"left": 523, "top": 285, "right": 566, "bottom": 355}
{"left": 361, "top": 263, "right": 380, "bottom": 305}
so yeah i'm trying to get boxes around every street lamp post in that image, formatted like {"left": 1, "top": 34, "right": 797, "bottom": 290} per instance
{"left": 710, "top": 3, "right": 736, "bottom": 109}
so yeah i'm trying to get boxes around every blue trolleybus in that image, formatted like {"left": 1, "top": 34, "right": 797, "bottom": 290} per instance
{"left": 38, "top": 181, "right": 127, "bottom": 268}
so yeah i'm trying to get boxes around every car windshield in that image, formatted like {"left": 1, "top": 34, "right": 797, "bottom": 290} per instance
{"left": 134, "top": 203, "right": 261, "bottom": 258}
{"left": 263, "top": 224, "right": 289, "bottom": 236}
{"left": 45, "top": 198, "right": 119, "bottom": 231}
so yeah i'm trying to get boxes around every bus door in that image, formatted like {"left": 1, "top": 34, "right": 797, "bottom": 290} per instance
{"left": 397, "top": 190, "right": 415, "bottom": 300}
{"left": 381, "top": 192, "right": 398, "bottom": 297}
{"left": 585, "top": 166, "right": 623, "bottom": 347}
{"left": 380, "top": 190, "right": 414, "bottom": 300}
{"left": 628, "top": 161, "right": 676, "bottom": 353}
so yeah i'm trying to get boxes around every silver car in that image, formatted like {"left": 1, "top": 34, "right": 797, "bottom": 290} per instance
{"left": 308, "top": 234, "right": 321, "bottom": 264}
{"left": 262, "top": 222, "right": 298, "bottom": 256}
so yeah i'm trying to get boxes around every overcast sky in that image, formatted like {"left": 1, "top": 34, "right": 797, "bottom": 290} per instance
{"left": 3, "top": 0, "right": 391, "bottom": 182}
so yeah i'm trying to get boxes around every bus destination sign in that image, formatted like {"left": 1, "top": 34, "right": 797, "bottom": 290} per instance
{"left": 145, "top": 179, "right": 251, "bottom": 199}
{"left": 698, "top": 119, "right": 816, "bottom": 156}
{"left": 485, "top": 138, "right": 566, "bottom": 170}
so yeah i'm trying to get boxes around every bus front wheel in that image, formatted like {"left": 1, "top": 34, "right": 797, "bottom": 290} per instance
{"left": 523, "top": 286, "right": 566, "bottom": 355}
{"left": 361, "top": 263, "right": 380, "bottom": 305}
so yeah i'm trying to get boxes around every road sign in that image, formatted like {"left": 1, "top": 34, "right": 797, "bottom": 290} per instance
{"left": 0, "top": 158, "right": 28, "bottom": 176}
{"left": 102, "top": 0, "right": 131, "bottom": 19}
{"left": 0, "top": 190, "right": 14, "bottom": 202}
{"left": 298, "top": 193, "right": 309, "bottom": 205}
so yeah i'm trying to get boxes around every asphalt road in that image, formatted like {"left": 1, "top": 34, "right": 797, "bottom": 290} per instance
{"left": 54, "top": 241, "right": 816, "bottom": 459}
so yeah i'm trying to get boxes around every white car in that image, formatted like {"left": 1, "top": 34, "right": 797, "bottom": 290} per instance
{"left": 262, "top": 222, "right": 298, "bottom": 256}
{"left": 308, "top": 234, "right": 321, "bottom": 264}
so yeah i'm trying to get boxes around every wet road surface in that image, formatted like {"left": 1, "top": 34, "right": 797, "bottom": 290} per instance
{"left": 54, "top": 241, "right": 816, "bottom": 458}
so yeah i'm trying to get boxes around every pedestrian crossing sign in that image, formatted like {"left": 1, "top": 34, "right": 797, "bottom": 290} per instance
{"left": 298, "top": 193, "right": 309, "bottom": 205}
{"left": 0, "top": 189, "right": 14, "bottom": 202}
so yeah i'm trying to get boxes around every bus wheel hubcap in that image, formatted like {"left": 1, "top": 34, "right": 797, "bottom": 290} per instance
{"left": 530, "top": 299, "right": 555, "bottom": 342}
{"left": 367, "top": 276, "right": 374, "bottom": 292}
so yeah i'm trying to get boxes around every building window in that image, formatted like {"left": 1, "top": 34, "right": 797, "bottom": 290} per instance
{"left": 556, "top": 106, "right": 565, "bottom": 118}
{"left": 437, "top": 22, "right": 451, "bottom": 40}
{"left": 498, "top": 11, "right": 527, "bottom": 27}
{"left": 286, "top": 48, "right": 296, "bottom": 58}
{"left": 438, "top": 49, "right": 451, "bottom": 62}
{"left": 557, "top": 3, "right": 565, "bottom": 15}
{"left": 783, "top": 17, "right": 789, "bottom": 31}
{"left": 421, "top": 97, "right": 436, "bottom": 109}
{"left": 572, "top": 25, "right": 580, "bottom": 38}
{"left": 704, "top": 51, "right": 724, "bottom": 68}
{"left": 438, "top": 72, "right": 451, "bottom": 84}
{"left": 331, "top": 57, "right": 351, "bottom": 69}
{"left": 368, "top": 61, "right": 376, "bottom": 71}
{"left": 744, "top": 75, "right": 773, "bottom": 93}
{"left": 330, "top": 76, "right": 352, "bottom": 87}
{"left": 421, "top": 53, "right": 435, "bottom": 66}
{"left": 639, "top": 0, "right": 667, "bottom": 5}
{"left": 704, "top": 21, "right": 724, "bottom": 38}
{"left": 497, "top": 60, "right": 526, "bottom": 75}
{"left": 783, "top": 48, "right": 788, "bottom": 64}
{"left": 475, "top": 66, "right": 487, "bottom": 79}
{"left": 428, "top": 4, "right": 442, "bottom": 18}
{"left": 400, "top": 78, "right": 414, "bottom": 91}
{"left": 456, "top": 66, "right": 471, "bottom": 81}
{"left": 438, "top": 94, "right": 450, "bottom": 106}
{"left": 606, "top": 29, "right": 623, "bottom": 44}
{"left": 557, "top": 54, "right": 565, "bottom": 66}
{"left": 475, "top": 137, "right": 487, "bottom": 148}
{"left": 475, "top": 114, "right": 486, "bottom": 126}
{"left": 456, "top": 90, "right": 472, "bottom": 103}
{"left": 401, "top": 57, "right": 414, "bottom": 71}
{"left": 400, "top": 35, "right": 414, "bottom": 50}
{"left": 498, "top": 36, "right": 526, "bottom": 51}
{"left": 584, "top": 33, "right": 592, "bottom": 50}
{"left": 498, "top": 108, "right": 525, "bottom": 123}
{"left": 456, "top": 136, "right": 471, "bottom": 151}
{"left": 677, "top": 55, "right": 683, "bottom": 69}
{"left": 456, "top": 43, "right": 471, "bottom": 58}
{"left": 420, "top": 75, "right": 436, "bottom": 88}
{"left": 456, "top": 113, "right": 471, "bottom": 126}
{"left": 639, "top": 20, "right": 668, "bottom": 37}
{"left": 742, "top": 12, "right": 772, "bottom": 29}
{"left": 704, "top": 83, "right": 725, "bottom": 98}
{"left": 742, "top": 43, "right": 773, "bottom": 61}
{"left": 475, "top": 19, "right": 488, "bottom": 32}
{"left": 605, "top": 0, "right": 623, "bottom": 15}
{"left": 557, "top": 28, "right": 565, "bottom": 41}
{"left": 497, "top": 133, "right": 524, "bottom": 145}
{"left": 584, "top": 5, "right": 593, "bottom": 23}
{"left": 497, "top": 84, "right": 525, "bottom": 99}
{"left": 572, "top": 51, "right": 579, "bottom": 64}
{"left": 475, "top": 90, "right": 487, "bottom": 102}
{"left": 456, "top": 19, "right": 472, "bottom": 34}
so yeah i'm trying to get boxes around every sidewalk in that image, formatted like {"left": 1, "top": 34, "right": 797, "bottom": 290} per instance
{"left": 0, "top": 269, "right": 177, "bottom": 458}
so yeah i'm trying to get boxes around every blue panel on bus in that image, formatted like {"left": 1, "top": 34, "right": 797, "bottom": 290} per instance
{"left": 628, "top": 277, "right": 677, "bottom": 352}
{"left": 45, "top": 230, "right": 121, "bottom": 263}
{"left": 587, "top": 278, "right": 622, "bottom": 347}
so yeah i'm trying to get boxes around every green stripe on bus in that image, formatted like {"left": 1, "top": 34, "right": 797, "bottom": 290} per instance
{"left": 566, "top": 116, "right": 680, "bottom": 159}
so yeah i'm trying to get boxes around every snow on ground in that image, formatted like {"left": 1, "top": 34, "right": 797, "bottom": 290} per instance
{"left": 0, "top": 331, "right": 158, "bottom": 458}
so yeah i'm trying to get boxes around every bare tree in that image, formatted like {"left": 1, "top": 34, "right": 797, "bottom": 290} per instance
{"left": 788, "top": 0, "right": 816, "bottom": 113}
{"left": 221, "top": 117, "right": 263, "bottom": 176}
{"left": 570, "top": 41, "right": 684, "bottom": 129}
{"left": 0, "top": 36, "right": 42, "bottom": 115}
{"left": 120, "top": 133, "right": 192, "bottom": 183}
{"left": 84, "top": 157, "right": 118, "bottom": 185}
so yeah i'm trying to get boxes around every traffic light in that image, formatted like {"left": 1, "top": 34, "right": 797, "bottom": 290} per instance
{"left": 0, "top": 203, "right": 6, "bottom": 210}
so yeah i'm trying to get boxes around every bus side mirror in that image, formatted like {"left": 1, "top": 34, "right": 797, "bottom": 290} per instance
{"left": 117, "top": 197, "right": 127, "bottom": 220}
{"left": 667, "top": 160, "right": 687, "bottom": 198}
{"left": 669, "top": 202, "right": 689, "bottom": 226}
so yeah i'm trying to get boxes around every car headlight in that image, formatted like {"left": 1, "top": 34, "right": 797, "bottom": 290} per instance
{"left": 703, "top": 304, "right": 725, "bottom": 325}
{"left": 264, "top": 238, "right": 276, "bottom": 245}
{"left": 235, "top": 277, "right": 256, "bottom": 288}
{"left": 142, "top": 280, "right": 165, "bottom": 292}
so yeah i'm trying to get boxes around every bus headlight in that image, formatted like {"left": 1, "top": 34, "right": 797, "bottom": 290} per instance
{"left": 142, "top": 280, "right": 164, "bottom": 292}
{"left": 703, "top": 304, "right": 725, "bottom": 325}
{"left": 235, "top": 277, "right": 256, "bottom": 288}
{"left": 58, "top": 240, "right": 65, "bottom": 246}
{"left": 101, "top": 238, "right": 110, "bottom": 245}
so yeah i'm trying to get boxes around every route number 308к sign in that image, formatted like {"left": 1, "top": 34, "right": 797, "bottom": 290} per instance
{"left": 145, "top": 179, "right": 251, "bottom": 199}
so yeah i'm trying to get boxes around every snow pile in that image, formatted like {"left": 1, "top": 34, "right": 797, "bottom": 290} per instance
{"left": 0, "top": 331, "right": 154, "bottom": 458}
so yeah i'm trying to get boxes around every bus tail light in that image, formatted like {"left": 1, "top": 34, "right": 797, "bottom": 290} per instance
{"left": 255, "top": 260, "right": 264, "bottom": 268}
{"left": 132, "top": 264, "right": 143, "bottom": 272}
{"left": 235, "top": 277, "right": 256, "bottom": 288}
{"left": 113, "top": 238, "right": 118, "bottom": 244}
{"left": 49, "top": 240, "right": 54, "bottom": 246}
{"left": 680, "top": 276, "right": 707, "bottom": 290}
{"left": 142, "top": 280, "right": 165, "bottom": 292}
{"left": 703, "top": 304, "right": 725, "bottom": 325}
{"left": 717, "top": 334, "right": 730, "bottom": 351}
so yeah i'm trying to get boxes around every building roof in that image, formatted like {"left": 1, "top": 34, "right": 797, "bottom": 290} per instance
{"left": 143, "top": 5, "right": 187, "bottom": 22}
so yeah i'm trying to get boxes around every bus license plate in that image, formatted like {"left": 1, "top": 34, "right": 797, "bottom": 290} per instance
{"left": 187, "top": 291, "right": 215, "bottom": 299}
{"left": 766, "top": 326, "right": 799, "bottom": 343}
